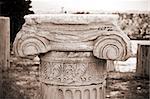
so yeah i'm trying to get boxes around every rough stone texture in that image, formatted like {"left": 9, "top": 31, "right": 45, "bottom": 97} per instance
{"left": 39, "top": 51, "right": 106, "bottom": 99}
{"left": 107, "top": 60, "right": 115, "bottom": 72}
{"left": 2, "top": 57, "right": 40, "bottom": 99}
{"left": 41, "top": 83, "right": 106, "bottom": 99}
{"left": 117, "top": 13, "right": 150, "bottom": 40}
{"left": 14, "top": 14, "right": 131, "bottom": 60}
{"left": 0, "top": 17, "right": 10, "bottom": 69}
{"left": 136, "top": 43, "right": 150, "bottom": 77}
{"left": 0, "top": 17, "right": 10, "bottom": 98}
{"left": 13, "top": 14, "right": 131, "bottom": 99}
{"left": 40, "top": 52, "right": 106, "bottom": 85}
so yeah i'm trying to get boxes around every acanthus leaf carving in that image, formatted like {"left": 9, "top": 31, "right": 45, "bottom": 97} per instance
{"left": 40, "top": 59, "right": 106, "bottom": 85}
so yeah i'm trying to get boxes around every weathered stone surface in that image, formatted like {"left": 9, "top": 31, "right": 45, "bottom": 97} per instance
{"left": 40, "top": 51, "right": 106, "bottom": 99}
{"left": 118, "top": 13, "right": 150, "bottom": 40}
{"left": 136, "top": 43, "right": 150, "bottom": 77}
{"left": 107, "top": 60, "right": 115, "bottom": 72}
{"left": 0, "top": 17, "right": 10, "bottom": 98}
{"left": 14, "top": 14, "right": 131, "bottom": 61}
{"left": 13, "top": 14, "right": 131, "bottom": 99}
{"left": 40, "top": 52, "right": 106, "bottom": 85}
{"left": 0, "top": 17, "right": 10, "bottom": 69}
{"left": 41, "top": 83, "right": 106, "bottom": 99}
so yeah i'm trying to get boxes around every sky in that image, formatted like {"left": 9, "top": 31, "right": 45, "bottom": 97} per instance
{"left": 31, "top": 0, "right": 149, "bottom": 13}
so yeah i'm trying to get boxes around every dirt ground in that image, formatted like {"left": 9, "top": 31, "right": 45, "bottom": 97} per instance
{"left": 106, "top": 72, "right": 149, "bottom": 99}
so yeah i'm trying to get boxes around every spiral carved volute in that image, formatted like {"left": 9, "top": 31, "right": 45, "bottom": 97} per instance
{"left": 93, "top": 33, "right": 131, "bottom": 61}
{"left": 13, "top": 31, "right": 49, "bottom": 58}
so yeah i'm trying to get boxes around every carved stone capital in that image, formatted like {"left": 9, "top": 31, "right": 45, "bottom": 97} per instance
{"left": 13, "top": 14, "right": 131, "bottom": 61}
{"left": 13, "top": 14, "right": 131, "bottom": 99}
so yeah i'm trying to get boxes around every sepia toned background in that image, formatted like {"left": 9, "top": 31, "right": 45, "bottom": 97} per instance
{"left": 0, "top": 0, "right": 149, "bottom": 99}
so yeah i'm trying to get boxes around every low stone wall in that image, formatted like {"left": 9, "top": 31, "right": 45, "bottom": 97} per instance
{"left": 3, "top": 56, "right": 40, "bottom": 99}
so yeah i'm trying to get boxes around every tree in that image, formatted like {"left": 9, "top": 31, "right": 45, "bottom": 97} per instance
{"left": 0, "top": 0, "right": 34, "bottom": 43}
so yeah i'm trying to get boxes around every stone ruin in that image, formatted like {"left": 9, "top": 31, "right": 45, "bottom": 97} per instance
{"left": 13, "top": 14, "right": 131, "bottom": 99}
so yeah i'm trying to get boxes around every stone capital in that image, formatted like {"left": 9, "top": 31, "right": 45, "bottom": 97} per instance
{"left": 13, "top": 14, "right": 132, "bottom": 99}
{"left": 13, "top": 14, "right": 131, "bottom": 61}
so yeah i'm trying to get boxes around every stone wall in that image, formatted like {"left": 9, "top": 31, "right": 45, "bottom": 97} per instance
{"left": 117, "top": 13, "right": 150, "bottom": 40}
{"left": 3, "top": 56, "right": 40, "bottom": 99}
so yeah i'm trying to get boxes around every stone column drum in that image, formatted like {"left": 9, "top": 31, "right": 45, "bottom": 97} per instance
{"left": 13, "top": 14, "right": 131, "bottom": 99}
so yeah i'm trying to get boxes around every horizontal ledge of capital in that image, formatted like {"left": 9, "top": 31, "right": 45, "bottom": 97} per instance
{"left": 40, "top": 57, "right": 105, "bottom": 63}
{"left": 47, "top": 42, "right": 94, "bottom": 51}
{"left": 25, "top": 14, "right": 118, "bottom": 25}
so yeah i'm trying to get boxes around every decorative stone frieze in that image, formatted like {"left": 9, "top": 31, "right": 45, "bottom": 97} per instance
{"left": 40, "top": 52, "right": 107, "bottom": 85}
{"left": 13, "top": 14, "right": 131, "bottom": 99}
